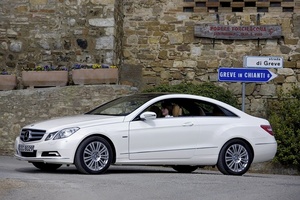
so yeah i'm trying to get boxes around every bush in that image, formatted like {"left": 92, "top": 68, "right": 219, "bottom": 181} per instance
{"left": 143, "top": 82, "right": 239, "bottom": 108}
{"left": 267, "top": 87, "right": 300, "bottom": 171}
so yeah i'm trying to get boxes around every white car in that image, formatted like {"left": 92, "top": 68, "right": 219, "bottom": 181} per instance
{"left": 15, "top": 93, "right": 277, "bottom": 175}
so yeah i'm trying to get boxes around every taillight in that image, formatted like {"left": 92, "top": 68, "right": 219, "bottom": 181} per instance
{"left": 260, "top": 125, "right": 274, "bottom": 136}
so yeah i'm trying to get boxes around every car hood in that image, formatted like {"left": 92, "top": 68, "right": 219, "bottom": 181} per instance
{"left": 23, "top": 114, "right": 125, "bottom": 132}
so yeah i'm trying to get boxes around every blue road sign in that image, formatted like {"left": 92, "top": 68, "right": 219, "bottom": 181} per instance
{"left": 218, "top": 67, "right": 277, "bottom": 83}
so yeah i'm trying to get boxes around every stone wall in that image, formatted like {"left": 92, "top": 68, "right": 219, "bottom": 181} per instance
{"left": 0, "top": 85, "right": 136, "bottom": 155}
{"left": 0, "top": 0, "right": 120, "bottom": 87}
{"left": 1, "top": 0, "right": 299, "bottom": 115}
{"left": 122, "top": 0, "right": 300, "bottom": 115}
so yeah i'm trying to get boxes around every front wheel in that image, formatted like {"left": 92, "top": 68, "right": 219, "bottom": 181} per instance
{"left": 217, "top": 139, "right": 253, "bottom": 176}
{"left": 75, "top": 136, "right": 113, "bottom": 174}
{"left": 172, "top": 165, "right": 198, "bottom": 173}
{"left": 32, "top": 162, "right": 62, "bottom": 171}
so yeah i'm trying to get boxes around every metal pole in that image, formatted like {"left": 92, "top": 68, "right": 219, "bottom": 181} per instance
{"left": 242, "top": 82, "right": 245, "bottom": 112}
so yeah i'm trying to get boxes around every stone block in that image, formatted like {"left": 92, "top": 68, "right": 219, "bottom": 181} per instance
{"left": 9, "top": 41, "right": 22, "bottom": 52}
{"left": 284, "top": 61, "right": 296, "bottom": 69}
{"left": 220, "top": 59, "right": 232, "bottom": 67}
{"left": 196, "top": 61, "right": 207, "bottom": 69}
{"left": 284, "top": 38, "right": 299, "bottom": 45}
{"left": 282, "top": 83, "right": 295, "bottom": 93}
{"left": 159, "top": 35, "right": 169, "bottom": 44}
{"left": 250, "top": 98, "right": 267, "bottom": 117}
{"left": 137, "top": 52, "right": 156, "bottom": 60}
{"left": 171, "top": 71, "right": 183, "bottom": 80}
{"left": 285, "top": 76, "right": 297, "bottom": 83}
{"left": 95, "top": 36, "right": 114, "bottom": 50}
{"left": 293, "top": 15, "right": 300, "bottom": 37}
{"left": 196, "top": 74, "right": 209, "bottom": 82}
{"left": 186, "top": 71, "right": 195, "bottom": 80}
{"left": 177, "top": 44, "right": 190, "bottom": 52}
{"left": 89, "top": 18, "right": 115, "bottom": 27}
{"left": 138, "top": 37, "right": 148, "bottom": 44}
{"left": 173, "top": 60, "right": 183, "bottom": 68}
{"left": 274, "top": 75, "right": 285, "bottom": 84}
{"left": 91, "top": 0, "right": 115, "bottom": 5}
{"left": 143, "top": 76, "right": 160, "bottom": 85}
{"left": 177, "top": 26, "right": 187, "bottom": 32}
{"left": 158, "top": 50, "right": 168, "bottom": 60}
{"left": 259, "top": 84, "right": 276, "bottom": 96}
{"left": 15, "top": 5, "right": 28, "bottom": 13}
{"left": 280, "top": 45, "right": 292, "bottom": 54}
{"left": 160, "top": 24, "right": 175, "bottom": 31}
{"left": 168, "top": 32, "right": 183, "bottom": 45}
{"left": 183, "top": 60, "right": 197, "bottom": 68}
{"left": 245, "top": 83, "right": 256, "bottom": 95}
{"left": 30, "top": 0, "right": 47, "bottom": 4}
{"left": 297, "top": 61, "right": 300, "bottom": 69}
{"left": 148, "top": 37, "right": 159, "bottom": 44}
{"left": 289, "top": 54, "right": 300, "bottom": 62}
{"left": 228, "top": 83, "right": 242, "bottom": 95}
{"left": 148, "top": 26, "right": 159, "bottom": 31}
{"left": 277, "top": 68, "right": 295, "bottom": 76}
{"left": 207, "top": 60, "right": 219, "bottom": 68}
{"left": 153, "top": 31, "right": 164, "bottom": 37}
{"left": 120, "top": 64, "right": 143, "bottom": 89}
{"left": 191, "top": 47, "right": 201, "bottom": 56}
{"left": 209, "top": 73, "right": 218, "bottom": 82}
{"left": 160, "top": 71, "right": 170, "bottom": 80}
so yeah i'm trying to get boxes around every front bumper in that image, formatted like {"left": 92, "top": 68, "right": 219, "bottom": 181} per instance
{"left": 14, "top": 136, "right": 76, "bottom": 164}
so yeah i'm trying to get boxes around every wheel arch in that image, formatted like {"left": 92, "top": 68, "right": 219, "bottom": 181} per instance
{"left": 74, "top": 134, "right": 117, "bottom": 164}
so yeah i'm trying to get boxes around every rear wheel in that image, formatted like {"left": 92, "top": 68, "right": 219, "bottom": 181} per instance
{"left": 32, "top": 162, "right": 62, "bottom": 171}
{"left": 172, "top": 165, "right": 198, "bottom": 173}
{"left": 217, "top": 139, "right": 253, "bottom": 176}
{"left": 75, "top": 136, "right": 113, "bottom": 174}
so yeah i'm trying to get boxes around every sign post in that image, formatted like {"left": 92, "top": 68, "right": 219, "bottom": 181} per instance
{"left": 218, "top": 56, "right": 282, "bottom": 112}
{"left": 239, "top": 56, "right": 283, "bottom": 111}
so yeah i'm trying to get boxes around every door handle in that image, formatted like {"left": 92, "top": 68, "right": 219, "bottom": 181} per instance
{"left": 182, "top": 122, "right": 194, "bottom": 126}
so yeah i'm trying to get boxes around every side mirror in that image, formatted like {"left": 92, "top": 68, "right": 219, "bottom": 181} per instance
{"left": 140, "top": 111, "right": 157, "bottom": 120}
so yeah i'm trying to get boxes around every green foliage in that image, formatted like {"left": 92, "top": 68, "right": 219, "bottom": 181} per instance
{"left": 267, "top": 87, "right": 300, "bottom": 170}
{"left": 143, "top": 82, "right": 239, "bottom": 108}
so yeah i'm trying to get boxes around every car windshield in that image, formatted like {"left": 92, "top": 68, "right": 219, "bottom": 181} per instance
{"left": 86, "top": 93, "right": 164, "bottom": 116}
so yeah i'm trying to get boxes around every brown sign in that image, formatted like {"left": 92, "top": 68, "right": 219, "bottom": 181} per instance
{"left": 194, "top": 24, "right": 282, "bottom": 40}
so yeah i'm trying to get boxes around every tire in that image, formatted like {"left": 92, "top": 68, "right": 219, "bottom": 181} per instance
{"left": 217, "top": 139, "right": 253, "bottom": 176}
{"left": 75, "top": 136, "right": 113, "bottom": 174}
{"left": 172, "top": 165, "right": 198, "bottom": 173}
{"left": 32, "top": 162, "right": 62, "bottom": 171}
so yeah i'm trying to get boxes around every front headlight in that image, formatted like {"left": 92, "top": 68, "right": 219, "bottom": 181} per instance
{"left": 45, "top": 127, "right": 80, "bottom": 141}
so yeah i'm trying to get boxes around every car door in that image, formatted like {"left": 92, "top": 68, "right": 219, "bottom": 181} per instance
{"left": 128, "top": 98, "right": 203, "bottom": 161}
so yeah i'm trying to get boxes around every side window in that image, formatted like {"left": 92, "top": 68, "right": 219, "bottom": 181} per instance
{"left": 143, "top": 99, "right": 185, "bottom": 118}
{"left": 139, "top": 98, "right": 238, "bottom": 119}
{"left": 194, "top": 100, "right": 238, "bottom": 117}
{"left": 147, "top": 103, "right": 163, "bottom": 118}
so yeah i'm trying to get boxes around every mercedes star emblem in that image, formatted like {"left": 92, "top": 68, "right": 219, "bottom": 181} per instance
{"left": 23, "top": 130, "right": 31, "bottom": 142}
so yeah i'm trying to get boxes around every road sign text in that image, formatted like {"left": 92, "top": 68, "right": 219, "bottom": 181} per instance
{"left": 218, "top": 68, "right": 277, "bottom": 83}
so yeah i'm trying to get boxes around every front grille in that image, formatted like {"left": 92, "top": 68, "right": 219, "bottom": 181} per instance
{"left": 21, "top": 150, "right": 37, "bottom": 157}
{"left": 20, "top": 129, "right": 46, "bottom": 142}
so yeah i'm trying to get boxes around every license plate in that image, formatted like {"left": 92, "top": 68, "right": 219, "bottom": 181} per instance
{"left": 18, "top": 144, "right": 34, "bottom": 152}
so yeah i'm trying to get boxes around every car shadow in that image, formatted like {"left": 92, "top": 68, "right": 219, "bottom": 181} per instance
{"left": 14, "top": 165, "right": 223, "bottom": 175}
